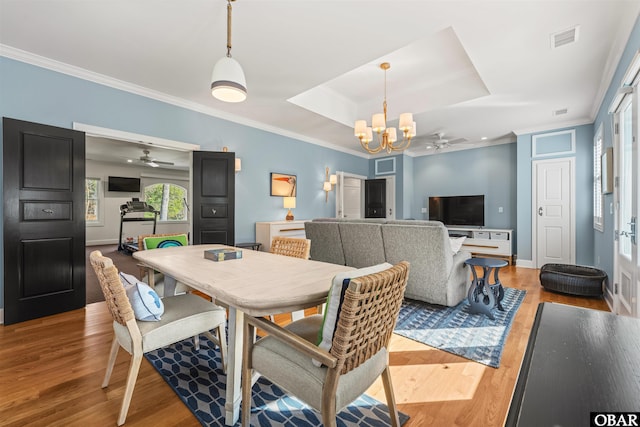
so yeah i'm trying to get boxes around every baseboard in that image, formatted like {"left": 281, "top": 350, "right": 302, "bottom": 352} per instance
{"left": 86, "top": 239, "right": 119, "bottom": 246}
{"left": 516, "top": 259, "right": 536, "bottom": 269}
{"left": 604, "top": 287, "right": 615, "bottom": 312}
{"left": 0, "top": 309, "right": 4, "bottom": 325}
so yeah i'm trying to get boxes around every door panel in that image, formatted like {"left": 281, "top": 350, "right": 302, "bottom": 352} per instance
{"left": 3, "top": 117, "right": 86, "bottom": 325}
{"left": 534, "top": 158, "right": 574, "bottom": 267}
{"left": 192, "top": 151, "right": 235, "bottom": 245}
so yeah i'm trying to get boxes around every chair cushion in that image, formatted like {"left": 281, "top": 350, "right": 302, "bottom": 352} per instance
{"left": 119, "top": 272, "right": 164, "bottom": 321}
{"left": 253, "top": 315, "right": 389, "bottom": 412}
{"left": 143, "top": 234, "right": 188, "bottom": 250}
{"left": 314, "top": 263, "right": 392, "bottom": 366}
{"left": 113, "top": 293, "right": 227, "bottom": 353}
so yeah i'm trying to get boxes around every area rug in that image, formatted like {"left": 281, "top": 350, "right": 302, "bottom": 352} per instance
{"left": 145, "top": 335, "right": 409, "bottom": 426}
{"left": 394, "top": 287, "right": 526, "bottom": 368}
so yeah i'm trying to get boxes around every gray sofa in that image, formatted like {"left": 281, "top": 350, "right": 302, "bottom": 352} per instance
{"left": 304, "top": 218, "right": 471, "bottom": 307}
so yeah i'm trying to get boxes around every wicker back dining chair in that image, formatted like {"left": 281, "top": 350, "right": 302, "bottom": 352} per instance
{"left": 269, "top": 236, "right": 311, "bottom": 259}
{"left": 241, "top": 261, "right": 410, "bottom": 427}
{"left": 90, "top": 250, "right": 227, "bottom": 426}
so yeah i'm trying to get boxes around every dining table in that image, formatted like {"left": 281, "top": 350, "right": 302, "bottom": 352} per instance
{"left": 133, "top": 244, "right": 353, "bottom": 425}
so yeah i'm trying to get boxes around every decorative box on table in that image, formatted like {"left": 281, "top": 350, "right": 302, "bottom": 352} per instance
{"left": 204, "top": 248, "right": 243, "bottom": 262}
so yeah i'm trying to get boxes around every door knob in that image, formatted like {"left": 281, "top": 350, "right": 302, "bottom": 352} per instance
{"left": 538, "top": 207, "right": 543, "bottom": 216}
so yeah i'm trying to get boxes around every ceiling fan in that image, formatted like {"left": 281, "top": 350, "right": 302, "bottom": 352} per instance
{"left": 425, "top": 132, "right": 468, "bottom": 151}
{"left": 139, "top": 149, "right": 174, "bottom": 168}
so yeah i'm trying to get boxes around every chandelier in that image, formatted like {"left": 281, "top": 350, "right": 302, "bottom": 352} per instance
{"left": 354, "top": 62, "right": 416, "bottom": 154}
{"left": 211, "top": 0, "right": 247, "bottom": 103}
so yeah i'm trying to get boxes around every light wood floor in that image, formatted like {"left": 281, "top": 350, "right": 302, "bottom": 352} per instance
{"left": 0, "top": 266, "right": 608, "bottom": 427}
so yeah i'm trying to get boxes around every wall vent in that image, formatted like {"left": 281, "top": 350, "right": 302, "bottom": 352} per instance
{"left": 551, "top": 26, "right": 580, "bottom": 49}
{"left": 553, "top": 108, "right": 568, "bottom": 116}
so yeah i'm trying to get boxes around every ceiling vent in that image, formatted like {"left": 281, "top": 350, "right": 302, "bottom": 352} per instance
{"left": 551, "top": 26, "right": 580, "bottom": 49}
{"left": 553, "top": 108, "right": 568, "bottom": 116}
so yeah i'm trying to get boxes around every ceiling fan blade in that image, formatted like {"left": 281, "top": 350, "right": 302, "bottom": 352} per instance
{"left": 153, "top": 160, "right": 175, "bottom": 165}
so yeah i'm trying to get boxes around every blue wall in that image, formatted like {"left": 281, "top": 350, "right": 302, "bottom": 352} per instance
{"left": 515, "top": 124, "right": 594, "bottom": 266}
{"left": 0, "top": 56, "right": 369, "bottom": 308}
{"left": 412, "top": 143, "right": 518, "bottom": 231}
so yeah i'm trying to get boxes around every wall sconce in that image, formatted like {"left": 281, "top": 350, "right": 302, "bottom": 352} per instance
{"left": 235, "top": 158, "right": 242, "bottom": 173}
{"left": 323, "top": 167, "right": 337, "bottom": 203}
{"left": 283, "top": 196, "right": 296, "bottom": 221}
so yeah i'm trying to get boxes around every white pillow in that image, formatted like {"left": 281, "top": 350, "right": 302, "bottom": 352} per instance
{"left": 119, "top": 272, "right": 164, "bottom": 321}
{"left": 313, "top": 262, "right": 393, "bottom": 367}
{"left": 449, "top": 236, "right": 467, "bottom": 254}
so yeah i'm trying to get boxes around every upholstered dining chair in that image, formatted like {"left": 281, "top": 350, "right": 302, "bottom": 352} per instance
{"left": 89, "top": 250, "right": 228, "bottom": 426}
{"left": 241, "top": 261, "right": 410, "bottom": 427}
{"left": 269, "top": 236, "right": 311, "bottom": 259}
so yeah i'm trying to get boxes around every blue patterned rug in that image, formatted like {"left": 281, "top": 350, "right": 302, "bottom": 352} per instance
{"left": 145, "top": 335, "right": 409, "bottom": 426}
{"left": 394, "top": 287, "right": 526, "bottom": 368}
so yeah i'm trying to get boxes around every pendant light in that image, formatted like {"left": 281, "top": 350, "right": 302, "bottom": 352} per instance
{"left": 211, "top": 0, "right": 247, "bottom": 103}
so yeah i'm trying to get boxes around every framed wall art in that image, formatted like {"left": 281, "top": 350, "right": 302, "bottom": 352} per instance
{"left": 270, "top": 173, "right": 297, "bottom": 197}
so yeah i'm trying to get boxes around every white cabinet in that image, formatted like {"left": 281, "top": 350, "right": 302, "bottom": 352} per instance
{"left": 448, "top": 227, "right": 513, "bottom": 264}
{"left": 256, "top": 220, "right": 307, "bottom": 252}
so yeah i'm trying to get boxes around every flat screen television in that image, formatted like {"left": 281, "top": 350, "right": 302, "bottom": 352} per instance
{"left": 108, "top": 176, "right": 141, "bottom": 192}
{"left": 429, "top": 195, "right": 485, "bottom": 227}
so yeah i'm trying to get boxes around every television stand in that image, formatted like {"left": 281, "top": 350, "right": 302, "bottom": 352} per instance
{"left": 447, "top": 226, "right": 513, "bottom": 265}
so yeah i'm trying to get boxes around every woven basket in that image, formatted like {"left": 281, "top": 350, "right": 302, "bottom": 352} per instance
{"left": 539, "top": 263, "right": 607, "bottom": 297}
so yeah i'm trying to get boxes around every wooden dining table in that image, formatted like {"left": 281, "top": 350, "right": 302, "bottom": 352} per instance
{"left": 133, "top": 244, "right": 353, "bottom": 425}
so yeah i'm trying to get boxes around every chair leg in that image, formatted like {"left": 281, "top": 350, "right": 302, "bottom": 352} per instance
{"left": 117, "top": 352, "right": 143, "bottom": 426}
{"left": 381, "top": 367, "right": 400, "bottom": 427}
{"left": 194, "top": 335, "right": 200, "bottom": 351}
{"left": 320, "top": 402, "right": 337, "bottom": 427}
{"left": 241, "top": 320, "right": 255, "bottom": 427}
{"left": 102, "top": 337, "right": 120, "bottom": 388}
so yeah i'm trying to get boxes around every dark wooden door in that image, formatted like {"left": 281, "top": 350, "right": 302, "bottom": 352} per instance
{"left": 365, "top": 179, "right": 386, "bottom": 218}
{"left": 192, "top": 151, "right": 235, "bottom": 245}
{"left": 3, "top": 118, "right": 86, "bottom": 325}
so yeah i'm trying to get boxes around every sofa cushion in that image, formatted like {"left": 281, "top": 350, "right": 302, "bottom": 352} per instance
{"left": 304, "top": 221, "right": 346, "bottom": 265}
{"left": 449, "top": 236, "right": 467, "bottom": 254}
{"left": 381, "top": 223, "right": 456, "bottom": 306}
{"left": 338, "top": 223, "right": 386, "bottom": 268}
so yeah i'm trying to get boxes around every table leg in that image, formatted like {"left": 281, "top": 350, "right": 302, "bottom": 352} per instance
{"left": 225, "top": 307, "right": 244, "bottom": 426}
{"left": 493, "top": 267, "right": 505, "bottom": 311}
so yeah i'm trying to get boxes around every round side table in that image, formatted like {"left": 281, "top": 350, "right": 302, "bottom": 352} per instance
{"left": 464, "top": 257, "right": 508, "bottom": 320}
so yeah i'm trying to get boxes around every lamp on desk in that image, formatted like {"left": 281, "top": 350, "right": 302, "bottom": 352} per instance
{"left": 283, "top": 197, "right": 296, "bottom": 221}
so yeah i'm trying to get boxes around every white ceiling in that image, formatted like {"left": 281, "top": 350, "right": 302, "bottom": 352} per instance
{"left": 1, "top": 0, "right": 639, "bottom": 160}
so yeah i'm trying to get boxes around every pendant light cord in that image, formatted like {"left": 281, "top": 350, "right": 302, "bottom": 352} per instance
{"left": 226, "top": 0, "right": 233, "bottom": 58}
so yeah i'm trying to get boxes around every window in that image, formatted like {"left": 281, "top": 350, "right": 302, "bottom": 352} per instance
{"left": 144, "top": 183, "right": 187, "bottom": 221}
{"left": 593, "top": 124, "right": 604, "bottom": 232}
{"left": 86, "top": 177, "right": 100, "bottom": 223}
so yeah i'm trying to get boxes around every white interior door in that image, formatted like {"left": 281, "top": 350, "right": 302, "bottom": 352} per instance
{"left": 533, "top": 157, "right": 575, "bottom": 267}
{"left": 385, "top": 176, "right": 396, "bottom": 219}
{"left": 335, "top": 171, "right": 365, "bottom": 219}
{"left": 614, "top": 93, "right": 638, "bottom": 317}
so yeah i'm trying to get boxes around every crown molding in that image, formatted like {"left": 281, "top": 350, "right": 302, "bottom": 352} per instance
{"left": 0, "top": 44, "right": 369, "bottom": 159}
